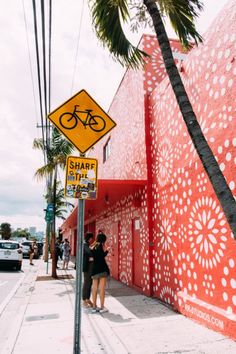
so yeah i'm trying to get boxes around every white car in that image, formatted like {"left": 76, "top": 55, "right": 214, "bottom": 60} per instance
{"left": 21, "top": 241, "right": 39, "bottom": 258}
{"left": 0, "top": 240, "right": 23, "bottom": 270}
{"left": 21, "top": 241, "right": 32, "bottom": 258}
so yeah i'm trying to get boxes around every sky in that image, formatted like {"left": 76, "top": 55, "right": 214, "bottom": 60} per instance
{"left": 0, "top": 0, "right": 229, "bottom": 232}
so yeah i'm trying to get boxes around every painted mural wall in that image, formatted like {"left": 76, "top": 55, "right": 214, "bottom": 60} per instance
{"left": 92, "top": 67, "right": 147, "bottom": 180}
{"left": 90, "top": 34, "right": 186, "bottom": 296}
{"left": 91, "top": 187, "right": 150, "bottom": 295}
{"left": 149, "top": 0, "right": 236, "bottom": 338}
{"left": 62, "top": 0, "right": 236, "bottom": 339}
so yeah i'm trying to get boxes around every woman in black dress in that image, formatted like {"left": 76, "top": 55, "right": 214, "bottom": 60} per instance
{"left": 91, "top": 233, "right": 110, "bottom": 313}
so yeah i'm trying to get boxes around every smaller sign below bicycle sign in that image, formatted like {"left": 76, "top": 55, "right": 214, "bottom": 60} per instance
{"left": 47, "top": 89, "right": 116, "bottom": 153}
{"left": 65, "top": 156, "right": 98, "bottom": 200}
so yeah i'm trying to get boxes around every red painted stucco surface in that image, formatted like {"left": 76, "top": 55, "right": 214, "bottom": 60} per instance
{"left": 148, "top": 0, "right": 236, "bottom": 338}
{"left": 93, "top": 67, "right": 147, "bottom": 180}
{"left": 90, "top": 188, "right": 149, "bottom": 294}
{"left": 62, "top": 0, "right": 236, "bottom": 339}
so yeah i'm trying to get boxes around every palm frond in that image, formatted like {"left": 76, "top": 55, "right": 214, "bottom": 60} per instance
{"left": 33, "top": 138, "right": 44, "bottom": 151}
{"left": 158, "top": 0, "right": 203, "bottom": 48}
{"left": 44, "top": 184, "right": 74, "bottom": 220}
{"left": 34, "top": 164, "right": 55, "bottom": 180}
{"left": 51, "top": 128, "right": 74, "bottom": 160}
{"left": 90, "top": 0, "right": 148, "bottom": 68}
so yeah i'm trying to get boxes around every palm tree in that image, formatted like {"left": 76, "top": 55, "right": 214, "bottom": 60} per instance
{"left": 0, "top": 223, "right": 12, "bottom": 240}
{"left": 89, "top": 0, "right": 236, "bottom": 239}
{"left": 34, "top": 128, "right": 74, "bottom": 179}
{"left": 45, "top": 183, "right": 74, "bottom": 221}
{"left": 34, "top": 128, "right": 74, "bottom": 277}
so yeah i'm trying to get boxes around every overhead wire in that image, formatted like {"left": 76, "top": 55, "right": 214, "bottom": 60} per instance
{"left": 40, "top": 0, "right": 49, "bottom": 149}
{"left": 29, "top": 1, "right": 81, "bottom": 207}
{"left": 32, "top": 0, "right": 47, "bottom": 165}
{"left": 21, "top": 0, "right": 40, "bottom": 139}
{"left": 70, "top": 0, "right": 85, "bottom": 95}
{"left": 48, "top": 0, "right": 52, "bottom": 153}
{"left": 48, "top": 0, "right": 52, "bottom": 115}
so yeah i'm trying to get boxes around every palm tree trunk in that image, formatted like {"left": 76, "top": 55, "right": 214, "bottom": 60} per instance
{"left": 143, "top": 0, "right": 236, "bottom": 239}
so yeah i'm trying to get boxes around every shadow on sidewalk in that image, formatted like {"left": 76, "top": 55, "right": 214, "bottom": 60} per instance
{"left": 105, "top": 277, "right": 178, "bottom": 320}
{"left": 69, "top": 258, "right": 178, "bottom": 321}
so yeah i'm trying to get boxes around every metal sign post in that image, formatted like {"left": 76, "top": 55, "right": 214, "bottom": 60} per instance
{"left": 73, "top": 198, "right": 85, "bottom": 354}
{"left": 64, "top": 155, "right": 97, "bottom": 354}
{"left": 47, "top": 89, "right": 116, "bottom": 354}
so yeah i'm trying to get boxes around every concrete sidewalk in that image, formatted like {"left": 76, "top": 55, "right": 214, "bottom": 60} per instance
{"left": 2, "top": 258, "right": 236, "bottom": 354}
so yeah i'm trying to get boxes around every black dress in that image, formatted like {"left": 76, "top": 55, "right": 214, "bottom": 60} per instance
{"left": 91, "top": 244, "right": 110, "bottom": 278}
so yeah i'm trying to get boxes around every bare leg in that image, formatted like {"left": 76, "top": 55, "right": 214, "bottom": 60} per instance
{"left": 92, "top": 278, "right": 99, "bottom": 308}
{"left": 29, "top": 253, "right": 34, "bottom": 265}
{"left": 99, "top": 277, "right": 107, "bottom": 309}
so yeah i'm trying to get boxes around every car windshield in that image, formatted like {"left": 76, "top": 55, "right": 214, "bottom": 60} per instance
{"left": 0, "top": 242, "right": 19, "bottom": 250}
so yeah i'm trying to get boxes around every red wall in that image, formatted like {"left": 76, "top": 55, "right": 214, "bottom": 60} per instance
{"left": 62, "top": 0, "right": 236, "bottom": 339}
{"left": 89, "top": 187, "right": 150, "bottom": 295}
{"left": 148, "top": 0, "right": 236, "bottom": 338}
{"left": 92, "top": 53, "right": 147, "bottom": 180}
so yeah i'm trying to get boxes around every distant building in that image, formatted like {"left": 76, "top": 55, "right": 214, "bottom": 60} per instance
{"left": 29, "top": 227, "right": 36, "bottom": 236}
{"left": 35, "top": 231, "right": 44, "bottom": 240}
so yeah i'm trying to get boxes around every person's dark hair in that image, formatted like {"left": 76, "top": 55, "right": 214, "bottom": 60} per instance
{"left": 96, "top": 233, "right": 107, "bottom": 244}
{"left": 85, "top": 232, "right": 93, "bottom": 243}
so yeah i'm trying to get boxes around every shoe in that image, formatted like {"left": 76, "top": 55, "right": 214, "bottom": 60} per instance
{"left": 30, "top": 263, "right": 34, "bottom": 266}
{"left": 99, "top": 307, "right": 108, "bottom": 314}
{"left": 91, "top": 307, "right": 99, "bottom": 313}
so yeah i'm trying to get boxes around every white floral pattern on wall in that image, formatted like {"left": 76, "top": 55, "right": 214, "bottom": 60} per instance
{"left": 150, "top": 0, "right": 236, "bottom": 318}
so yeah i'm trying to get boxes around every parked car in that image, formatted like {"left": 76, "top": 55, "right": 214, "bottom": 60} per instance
{"left": 0, "top": 240, "right": 23, "bottom": 270}
{"left": 21, "top": 241, "right": 39, "bottom": 258}
{"left": 36, "top": 242, "right": 43, "bottom": 256}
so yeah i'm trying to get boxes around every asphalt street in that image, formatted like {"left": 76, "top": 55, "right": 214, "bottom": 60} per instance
{"left": 0, "top": 271, "right": 25, "bottom": 314}
{"left": 0, "top": 259, "right": 40, "bottom": 351}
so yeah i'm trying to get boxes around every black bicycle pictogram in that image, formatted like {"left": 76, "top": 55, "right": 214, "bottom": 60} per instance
{"left": 59, "top": 105, "right": 106, "bottom": 132}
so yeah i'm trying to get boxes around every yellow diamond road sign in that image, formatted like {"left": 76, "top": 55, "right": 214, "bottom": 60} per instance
{"left": 48, "top": 89, "right": 116, "bottom": 153}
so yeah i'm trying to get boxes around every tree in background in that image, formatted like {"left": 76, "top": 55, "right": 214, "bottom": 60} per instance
{"left": 45, "top": 183, "right": 74, "bottom": 221}
{"left": 12, "top": 228, "right": 31, "bottom": 240}
{"left": 89, "top": 0, "right": 236, "bottom": 238}
{"left": 0, "top": 223, "right": 12, "bottom": 240}
{"left": 33, "top": 127, "right": 74, "bottom": 278}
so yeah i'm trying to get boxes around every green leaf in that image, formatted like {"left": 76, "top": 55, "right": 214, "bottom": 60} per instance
{"left": 90, "top": 0, "right": 148, "bottom": 68}
{"left": 158, "top": 0, "right": 203, "bottom": 48}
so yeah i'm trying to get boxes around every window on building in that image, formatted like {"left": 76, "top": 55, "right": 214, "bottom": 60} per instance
{"left": 103, "top": 138, "right": 111, "bottom": 163}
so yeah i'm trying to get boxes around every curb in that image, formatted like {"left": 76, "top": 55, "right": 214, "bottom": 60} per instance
{"left": 0, "top": 272, "right": 25, "bottom": 316}
{"left": 64, "top": 267, "right": 128, "bottom": 354}
{"left": 1, "top": 266, "right": 39, "bottom": 354}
